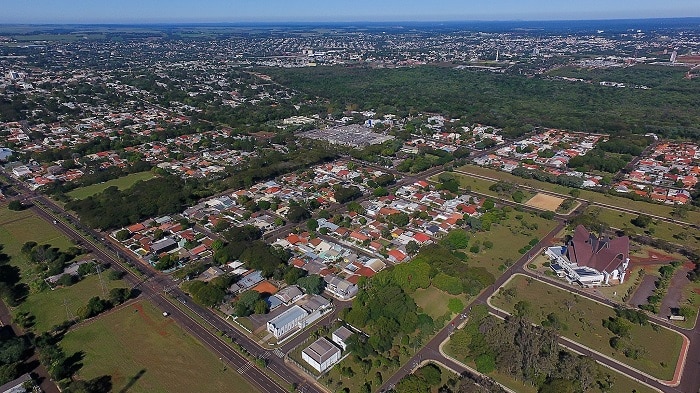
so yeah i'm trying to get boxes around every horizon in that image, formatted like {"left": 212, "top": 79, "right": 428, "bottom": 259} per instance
{"left": 1, "top": 16, "right": 700, "bottom": 26}
{"left": 2, "top": 0, "right": 699, "bottom": 24}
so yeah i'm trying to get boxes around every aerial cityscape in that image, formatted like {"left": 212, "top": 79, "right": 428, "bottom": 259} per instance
{"left": 0, "top": 2, "right": 699, "bottom": 393}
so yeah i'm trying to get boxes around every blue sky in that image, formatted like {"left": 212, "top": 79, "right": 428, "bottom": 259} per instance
{"left": 2, "top": 0, "right": 699, "bottom": 24}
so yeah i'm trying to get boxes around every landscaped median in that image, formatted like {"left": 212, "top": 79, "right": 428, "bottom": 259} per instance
{"left": 489, "top": 274, "right": 685, "bottom": 382}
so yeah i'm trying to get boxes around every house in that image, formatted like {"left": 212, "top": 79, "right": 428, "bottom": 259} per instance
{"left": 199, "top": 266, "right": 224, "bottom": 282}
{"left": 545, "top": 225, "right": 630, "bottom": 286}
{"left": 302, "top": 337, "right": 341, "bottom": 373}
{"left": 324, "top": 274, "right": 358, "bottom": 300}
{"left": 387, "top": 249, "right": 407, "bottom": 263}
{"left": 300, "top": 294, "right": 331, "bottom": 313}
{"left": 266, "top": 305, "right": 308, "bottom": 339}
{"left": 274, "top": 285, "right": 304, "bottom": 305}
{"left": 332, "top": 326, "right": 354, "bottom": 351}
{"left": 151, "top": 237, "right": 178, "bottom": 254}
{"left": 0, "top": 373, "right": 32, "bottom": 393}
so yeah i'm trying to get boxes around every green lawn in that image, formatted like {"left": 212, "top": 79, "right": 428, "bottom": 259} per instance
{"left": 468, "top": 212, "right": 556, "bottom": 276}
{"left": 61, "top": 301, "right": 261, "bottom": 393}
{"left": 0, "top": 206, "right": 75, "bottom": 280}
{"left": 456, "top": 164, "right": 700, "bottom": 223}
{"left": 15, "top": 273, "right": 128, "bottom": 333}
{"left": 591, "top": 206, "right": 700, "bottom": 252}
{"left": 490, "top": 275, "right": 683, "bottom": 380}
{"left": 413, "top": 286, "right": 467, "bottom": 320}
{"left": 67, "top": 171, "right": 155, "bottom": 200}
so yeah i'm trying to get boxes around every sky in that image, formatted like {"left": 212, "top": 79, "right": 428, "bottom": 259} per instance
{"left": 2, "top": 0, "right": 699, "bottom": 24}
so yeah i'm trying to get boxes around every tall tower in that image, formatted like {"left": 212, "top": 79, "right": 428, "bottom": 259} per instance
{"left": 495, "top": 48, "right": 499, "bottom": 62}
{"left": 670, "top": 50, "right": 678, "bottom": 63}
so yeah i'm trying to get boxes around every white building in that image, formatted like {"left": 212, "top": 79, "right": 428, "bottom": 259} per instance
{"left": 266, "top": 305, "right": 308, "bottom": 339}
{"left": 331, "top": 326, "right": 354, "bottom": 351}
{"left": 302, "top": 337, "right": 341, "bottom": 373}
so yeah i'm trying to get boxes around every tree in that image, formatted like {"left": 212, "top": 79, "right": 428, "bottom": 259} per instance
{"left": 0, "top": 337, "right": 27, "bottom": 365}
{"left": 115, "top": 229, "right": 130, "bottom": 241}
{"left": 441, "top": 229, "right": 469, "bottom": 250}
{"left": 511, "top": 190, "right": 525, "bottom": 203}
{"left": 7, "top": 200, "right": 22, "bottom": 211}
{"left": 78, "top": 296, "right": 110, "bottom": 320}
{"left": 406, "top": 240, "right": 420, "bottom": 255}
{"left": 235, "top": 290, "right": 261, "bottom": 316}
{"left": 287, "top": 205, "right": 311, "bottom": 223}
{"left": 284, "top": 267, "right": 305, "bottom": 285}
{"left": 306, "top": 219, "right": 318, "bottom": 232}
{"left": 631, "top": 214, "right": 652, "bottom": 228}
{"left": 514, "top": 300, "right": 531, "bottom": 317}
{"left": 297, "top": 275, "right": 324, "bottom": 295}
{"left": 253, "top": 299, "right": 269, "bottom": 315}
{"left": 108, "top": 287, "right": 132, "bottom": 305}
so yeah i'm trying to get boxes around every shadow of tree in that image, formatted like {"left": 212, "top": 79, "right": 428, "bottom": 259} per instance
{"left": 118, "top": 368, "right": 146, "bottom": 393}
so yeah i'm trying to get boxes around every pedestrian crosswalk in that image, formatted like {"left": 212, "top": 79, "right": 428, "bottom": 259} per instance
{"left": 273, "top": 348, "right": 285, "bottom": 358}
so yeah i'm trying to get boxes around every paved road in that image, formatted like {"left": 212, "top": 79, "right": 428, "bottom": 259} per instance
{"left": 379, "top": 215, "right": 700, "bottom": 393}
{"left": 453, "top": 168, "right": 697, "bottom": 229}
{"left": 0, "top": 301, "right": 60, "bottom": 393}
{"left": 517, "top": 268, "right": 700, "bottom": 393}
{"left": 379, "top": 220, "right": 566, "bottom": 391}
{"left": 25, "top": 195, "right": 317, "bottom": 393}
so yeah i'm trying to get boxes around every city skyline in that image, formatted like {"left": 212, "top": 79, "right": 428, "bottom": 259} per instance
{"left": 2, "top": 0, "right": 699, "bottom": 24}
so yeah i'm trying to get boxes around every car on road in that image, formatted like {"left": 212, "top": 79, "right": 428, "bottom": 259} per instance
{"left": 162, "top": 311, "right": 170, "bottom": 317}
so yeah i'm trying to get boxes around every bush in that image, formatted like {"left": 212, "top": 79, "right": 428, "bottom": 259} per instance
{"left": 475, "top": 353, "right": 496, "bottom": 373}
{"left": 433, "top": 273, "right": 463, "bottom": 295}
{"left": 7, "top": 200, "right": 23, "bottom": 211}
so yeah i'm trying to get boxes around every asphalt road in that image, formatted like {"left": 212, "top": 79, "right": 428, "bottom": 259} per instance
{"left": 380, "top": 214, "right": 700, "bottom": 393}
{"left": 26, "top": 195, "right": 318, "bottom": 393}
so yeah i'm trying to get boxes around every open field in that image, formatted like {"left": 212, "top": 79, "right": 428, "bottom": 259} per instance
{"left": 441, "top": 172, "right": 500, "bottom": 197}
{"left": 456, "top": 164, "right": 700, "bottom": 223}
{"left": 525, "top": 193, "right": 564, "bottom": 211}
{"left": 67, "top": 171, "right": 156, "bottom": 200}
{"left": 591, "top": 206, "right": 700, "bottom": 252}
{"left": 490, "top": 275, "right": 683, "bottom": 380}
{"left": 468, "top": 212, "right": 556, "bottom": 276}
{"left": 0, "top": 206, "right": 75, "bottom": 279}
{"left": 413, "top": 286, "right": 467, "bottom": 320}
{"left": 15, "top": 272, "right": 128, "bottom": 333}
{"left": 61, "top": 301, "right": 260, "bottom": 393}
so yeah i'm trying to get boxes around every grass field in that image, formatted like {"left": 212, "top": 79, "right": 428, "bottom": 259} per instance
{"left": 413, "top": 286, "right": 467, "bottom": 320}
{"left": 591, "top": 206, "right": 700, "bottom": 251}
{"left": 61, "top": 301, "right": 261, "bottom": 393}
{"left": 468, "top": 212, "right": 556, "bottom": 276}
{"left": 490, "top": 275, "right": 683, "bottom": 380}
{"left": 15, "top": 273, "right": 128, "bottom": 333}
{"left": 456, "top": 164, "right": 700, "bottom": 223}
{"left": 0, "top": 206, "right": 75, "bottom": 279}
{"left": 67, "top": 172, "right": 155, "bottom": 200}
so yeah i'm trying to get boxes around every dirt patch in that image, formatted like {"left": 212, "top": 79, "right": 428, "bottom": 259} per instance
{"left": 629, "top": 249, "right": 677, "bottom": 266}
{"left": 131, "top": 302, "right": 170, "bottom": 337}
{"left": 524, "top": 193, "right": 564, "bottom": 211}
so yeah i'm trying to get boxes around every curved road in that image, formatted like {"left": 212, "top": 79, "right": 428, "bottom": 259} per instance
{"left": 380, "top": 218, "right": 700, "bottom": 393}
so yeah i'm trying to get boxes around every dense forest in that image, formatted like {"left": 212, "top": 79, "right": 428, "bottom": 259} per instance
{"left": 264, "top": 65, "right": 700, "bottom": 140}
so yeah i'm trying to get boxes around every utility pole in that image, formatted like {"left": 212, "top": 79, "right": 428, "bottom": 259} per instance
{"left": 96, "top": 264, "right": 107, "bottom": 297}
